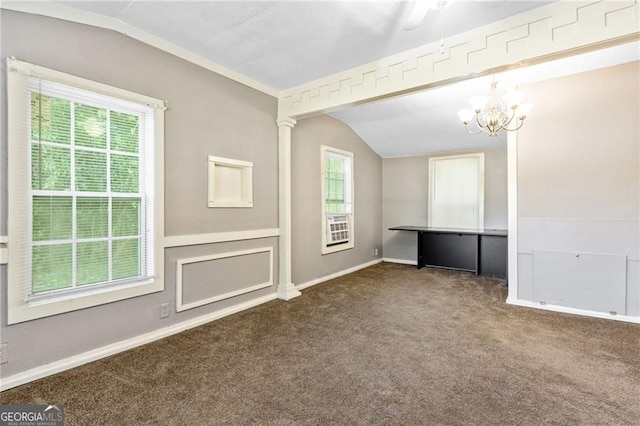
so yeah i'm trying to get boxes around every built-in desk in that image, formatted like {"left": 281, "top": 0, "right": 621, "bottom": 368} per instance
{"left": 389, "top": 226, "right": 508, "bottom": 280}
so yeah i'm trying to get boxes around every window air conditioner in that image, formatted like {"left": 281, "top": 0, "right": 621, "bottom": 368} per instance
{"left": 326, "top": 215, "right": 351, "bottom": 245}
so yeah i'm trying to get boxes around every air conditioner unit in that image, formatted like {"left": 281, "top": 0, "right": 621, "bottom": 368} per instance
{"left": 326, "top": 215, "right": 351, "bottom": 245}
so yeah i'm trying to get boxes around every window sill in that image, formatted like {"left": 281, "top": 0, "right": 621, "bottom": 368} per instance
{"left": 322, "top": 240, "right": 354, "bottom": 255}
{"left": 8, "top": 277, "right": 163, "bottom": 325}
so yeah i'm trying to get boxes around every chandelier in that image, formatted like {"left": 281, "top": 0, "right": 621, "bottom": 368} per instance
{"left": 457, "top": 80, "right": 532, "bottom": 137}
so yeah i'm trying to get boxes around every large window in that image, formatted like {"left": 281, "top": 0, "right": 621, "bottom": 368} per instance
{"left": 321, "top": 146, "right": 354, "bottom": 254}
{"left": 7, "top": 59, "right": 165, "bottom": 324}
{"left": 428, "top": 153, "right": 484, "bottom": 229}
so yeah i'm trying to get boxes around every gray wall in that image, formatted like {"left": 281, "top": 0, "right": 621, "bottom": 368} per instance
{"left": 291, "top": 115, "right": 383, "bottom": 285}
{"left": 516, "top": 61, "right": 639, "bottom": 316}
{"left": 383, "top": 147, "right": 508, "bottom": 262}
{"left": 1, "top": 11, "right": 279, "bottom": 378}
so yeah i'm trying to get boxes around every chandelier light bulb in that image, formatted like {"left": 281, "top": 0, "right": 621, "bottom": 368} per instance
{"left": 469, "top": 95, "right": 489, "bottom": 112}
{"left": 504, "top": 90, "right": 525, "bottom": 108}
{"left": 457, "top": 109, "right": 475, "bottom": 123}
{"left": 517, "top": 102, "right": 533, "bottom": 119}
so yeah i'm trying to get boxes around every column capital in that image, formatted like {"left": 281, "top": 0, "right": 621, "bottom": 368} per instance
{"left": 277, "top": 117, "right": 297, "bottom": 128}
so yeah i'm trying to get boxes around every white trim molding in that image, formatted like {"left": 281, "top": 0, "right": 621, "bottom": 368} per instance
{"left": 0, "top": 293, "right": 277, "bottom": 392}
{"left": 163, "top": 228, "right": 279, "bottom": 248}
{"left": 0, "top": 236, "right": 8, "bottom": 265}
{"left": 506, "top": 298, "right": 640, "bottom": 325}
{"left": 382, "top": 258, "right": 418, "bottom": 266}
{"left": 176, "top": 247, "right": 274, "bottom": 312}
{"left": 279, "top": 1, "right": 640, "bottom": 119}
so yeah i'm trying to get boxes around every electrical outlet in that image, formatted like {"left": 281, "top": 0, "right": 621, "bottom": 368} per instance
{"left": 373, "top": 248, "right": 379, "bottom": 257}
{"left": 160, "top": 303, "right": 170, "bottom": 319}
{"left": 0, "top": 343, "right": 8, "bottom": 364}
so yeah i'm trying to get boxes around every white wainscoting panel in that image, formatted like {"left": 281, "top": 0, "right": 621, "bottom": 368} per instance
{"left": 533, "top": 250, "right": 627, "bottom": 315}
{"left": 176, "top": 247, "right": 274, "bottom": 312}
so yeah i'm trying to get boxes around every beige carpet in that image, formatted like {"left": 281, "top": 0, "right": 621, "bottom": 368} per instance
{"left": 2, "top": 262, "right": 639, "bottom": 425}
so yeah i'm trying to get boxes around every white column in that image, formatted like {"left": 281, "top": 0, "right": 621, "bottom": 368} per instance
{"left": 506, "top": 127, "right": 518, "bottom": 304}
{"left": 277, "top": 118, "right": 301, "bottom": 300}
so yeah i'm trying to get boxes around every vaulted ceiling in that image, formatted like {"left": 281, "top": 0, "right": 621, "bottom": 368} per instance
{"left": 37, "top": 1, "right": 640, "bottom": 156}
{"left": 57, "top": 0, "right": 547, "bottom": 90}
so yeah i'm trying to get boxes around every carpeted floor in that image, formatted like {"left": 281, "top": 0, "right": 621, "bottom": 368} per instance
{"left": 2, "top": 262, "right": 639, "bottom": 425}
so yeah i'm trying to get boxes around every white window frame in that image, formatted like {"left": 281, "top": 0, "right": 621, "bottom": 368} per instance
{"left": 320, "top": 145, "right": 354, "bottom": 255}
{"left": 6, "top": 58, "right": 165, "bottom": 324}
{"left": 427, "top": 152, "right": 485, "bottom": 229}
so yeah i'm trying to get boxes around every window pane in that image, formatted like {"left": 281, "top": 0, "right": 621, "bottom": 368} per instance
{"left": 32, "top": 244, "right": 72, "bottom": 293}
{"left": 75, "top": 150, "right": 107, "bottom": 192}
{"left": 77, "top": 241, "right": 108, "bottom": 285}
{"left": 31, "top": 144, "right": 71, "bottom": 191}
{"left": 113, "top": 239, "right": 140, "bottom": 280}
{"left": 74, "top": 103, "right": 107, "bottom": 149}
{"left": 76, "top": 197, "right": 108, "bottom": 239}
{"left": 111, "top": 154, "right": 139, "bottom": 193}
{"left": 32, "top": 196, "right": 72, "bottom": 241}
{"left": 112, "top": 198, "right": 140, "bottom": 237}
{"left": 324, "top": 150, "right": 352, "bottom": 218}
{"left": 111, "top": 111, "right": 139, "bottom": 153}
{"left": 31, "top": 93, "right": 71, "bottom": 144}
{"left": 336, "top": 180, "right": 344, "bottom": 199}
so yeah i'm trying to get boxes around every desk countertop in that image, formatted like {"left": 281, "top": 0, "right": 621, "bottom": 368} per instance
{"left": 389, "top": 226, "right": 508, "bottom": 237}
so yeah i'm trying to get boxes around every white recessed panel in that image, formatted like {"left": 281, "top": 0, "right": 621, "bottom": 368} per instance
{"left": 533, "top": 250, "right": 627, "bottom": 315}
{"left": 214, "top": 164, "right": 243, "bottom": 202}
{"left": 208, "top": 156, "right": 253, "bottom": 208}
{"left": 176, "top": 247, "right": 273, "bottom": 312}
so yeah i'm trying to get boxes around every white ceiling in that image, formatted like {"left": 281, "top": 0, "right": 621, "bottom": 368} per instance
{"left": 50, "top": 0, "right": 639, "bottom": 157}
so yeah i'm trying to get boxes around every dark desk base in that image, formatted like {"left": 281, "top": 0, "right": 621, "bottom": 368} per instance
{"left": 390, "top": 226, "right": 508, "bottom": 280}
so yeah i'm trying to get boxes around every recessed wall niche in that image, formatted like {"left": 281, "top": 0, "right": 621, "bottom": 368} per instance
{"left": 207, "top": 156, "right": 253, "bottom": 208}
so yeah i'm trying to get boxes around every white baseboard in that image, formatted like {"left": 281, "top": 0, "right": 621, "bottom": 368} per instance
{"left": 295, "top": 258, "right": 383, "bottom": 291}
{"left": 506, "top": 298, "right": 640, "bottom": 324}
{"left": 382, "top": 257, "right": 417, "bottom": 266}
{"left": 0, "top": 293, "right": 277, "bottom": 391}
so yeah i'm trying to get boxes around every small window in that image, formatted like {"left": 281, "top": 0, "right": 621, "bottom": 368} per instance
{"left": 7, "top": 59, "right": 165, "bottom": 324}
{"left": 321, "top": 146, "right": 354, "bottom": 254}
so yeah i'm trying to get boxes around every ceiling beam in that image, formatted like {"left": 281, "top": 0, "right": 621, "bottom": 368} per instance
{"left": 278, "top": 1, "right": 640, "bottom": 120}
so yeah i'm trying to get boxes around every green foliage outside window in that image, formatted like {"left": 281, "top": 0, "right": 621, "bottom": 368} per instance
{"left": 111, "top": 111, "right": 139, "bottom": 153}
{"left": 74, "top": 103, "right": 107, "bottom": 149}
{"left": 30, "top": 93, "right": 143, "bottom": 294}
{"left": 325, "top": 158, "right": 345, "bottom": 213}
{"left": 31, "top": 145, "right": 71, "bottom": 191}
{"left": 32, "top": 244, "right": 73, "bottom": 293}
{"left": 30, "top": 94, "right": 71, "bottom": 144}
